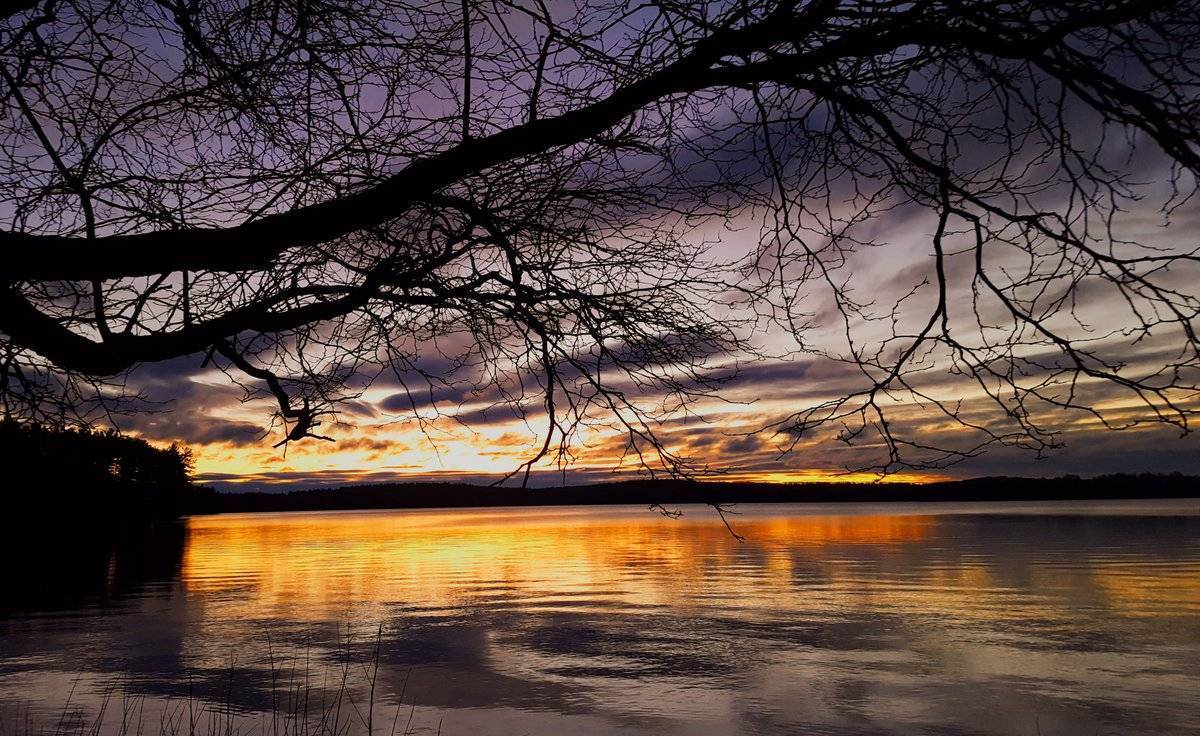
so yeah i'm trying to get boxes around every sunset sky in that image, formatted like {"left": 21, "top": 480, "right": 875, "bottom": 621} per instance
{"left": 129, "top": 363, "right": 1200, "bottom": 490}
{"left": 119, "top": 189, "right": 1200, "bottom": 491}
{"left": 4, "top": 0, "right": 1196, "bottom": 491}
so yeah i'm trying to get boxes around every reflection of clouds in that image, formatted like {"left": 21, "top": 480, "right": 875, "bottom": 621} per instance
{"left": 2, "top": 505, "right": 1199, "bottom": 735}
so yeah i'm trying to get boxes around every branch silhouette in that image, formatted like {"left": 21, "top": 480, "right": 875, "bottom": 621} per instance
{"left": 0, "top": 0, "right": 1195, "bottom": 473}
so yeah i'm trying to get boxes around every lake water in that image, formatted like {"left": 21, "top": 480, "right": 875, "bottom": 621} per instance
{"left": 1, "top": 501, "right": 1198, "bottom": 735}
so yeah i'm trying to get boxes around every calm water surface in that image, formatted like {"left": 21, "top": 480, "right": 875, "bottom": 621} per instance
{"left": 1, "top": 501, "right": 1198, "bottom": 735}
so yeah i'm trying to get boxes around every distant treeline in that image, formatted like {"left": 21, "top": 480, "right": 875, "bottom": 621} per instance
{"left": 209, "top": 473, "right": 1199, "bottom": 513}
{"left": 0, "top": 420, "right": 215, "bottom": 522}
{"left": 1, "top": 419, "right": 1195, "bottom": 521}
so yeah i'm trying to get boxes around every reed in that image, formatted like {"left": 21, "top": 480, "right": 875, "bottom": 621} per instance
{"left": 0, "top": 627, "right": 439, "bottom": 736}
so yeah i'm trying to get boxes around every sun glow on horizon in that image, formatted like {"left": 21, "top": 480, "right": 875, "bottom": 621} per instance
{"left": 133, "top": 374, "right": 1193, "bottom": 490}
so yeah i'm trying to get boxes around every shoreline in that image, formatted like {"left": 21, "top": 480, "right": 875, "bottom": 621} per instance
{"left": 196, "top": 474, "right": 1200, "bottom": 515}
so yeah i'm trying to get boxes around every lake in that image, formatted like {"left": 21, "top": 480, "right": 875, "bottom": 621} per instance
{"left": 1, "top": 501, "right": 1198, "bottom": 735}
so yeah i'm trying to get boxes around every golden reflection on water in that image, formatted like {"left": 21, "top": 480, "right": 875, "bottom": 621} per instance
{"left": 4, "top": 504, "right": 1199, "bottom": 736}
{"left": 181, "top": 505, "right": 1200, "bottom": 627}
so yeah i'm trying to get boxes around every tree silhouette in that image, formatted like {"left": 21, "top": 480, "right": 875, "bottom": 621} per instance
{"left": 0, "top": 419, "right": 205, "bottom": 518}
{"left": 0, "top": 1, "right": 1197, "bottom": 474}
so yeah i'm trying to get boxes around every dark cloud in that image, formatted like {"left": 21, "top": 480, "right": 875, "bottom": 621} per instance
{"left": 716, "top": 358, "right": 816, "bottom": 388}
{"left": 119, "top": 356, "right": 265, "bottom": 447}
{"left": 378, "top": 382, "right": 478, "bottom": 414}
{"left": 126, "top": 414, "right": 264, "bottom": 447}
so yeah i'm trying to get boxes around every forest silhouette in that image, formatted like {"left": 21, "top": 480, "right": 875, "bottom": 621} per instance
{"left": 0, "top": 422, "right": 209, "bottom": 609}
{"left": 0, "top": 420, "right": 212, "bottom": 521}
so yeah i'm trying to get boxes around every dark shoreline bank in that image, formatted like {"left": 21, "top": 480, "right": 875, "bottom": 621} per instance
{"left": 198, "top": 473, "right": 1200, "bottom": 515}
